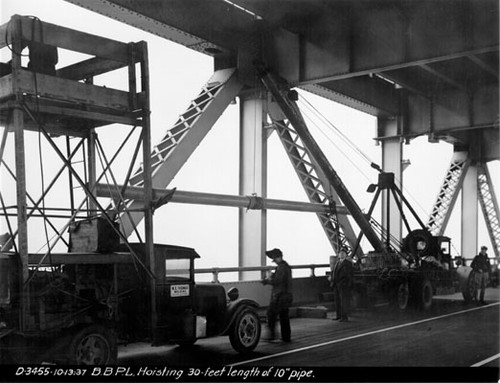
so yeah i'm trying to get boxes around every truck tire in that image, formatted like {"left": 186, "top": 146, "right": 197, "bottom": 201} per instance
{"left": 68, "top": 325, "right": 117, "bottom": 365}
{"left": 229, "top": 308, "right": 260, "bottom": 353}
{"left": 402, "top": 229, "right": 436, "bottom": 257}
{"left": 393, "top": 282, "right": 409, "bottom": 310}
{"left": 411, "top": 278, "right": 433, "bottom": 310}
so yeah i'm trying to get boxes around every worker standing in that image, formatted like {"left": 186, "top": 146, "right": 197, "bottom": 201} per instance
{"left": 470, "top": 246, "right": 491, "bottom": 305}
{"left": 331, "top": 247, "right": 353, "bottom": 322}
{"left": 262, "top": 248, "right": 293, "bottom": 342}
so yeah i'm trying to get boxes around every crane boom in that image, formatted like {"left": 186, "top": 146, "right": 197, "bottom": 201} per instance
{"left": 256, "top": 64, "right": 386, "bottom": 254}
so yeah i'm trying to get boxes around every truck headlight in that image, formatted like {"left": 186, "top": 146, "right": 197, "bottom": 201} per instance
{"left": 227, "top": 287, "right": 239, "bottom": 301}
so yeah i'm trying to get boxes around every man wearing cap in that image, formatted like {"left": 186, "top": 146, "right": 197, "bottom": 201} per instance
{"left": 262, "top": 248, "right": 293, "bottom": 342}
{"left": 470, "top": 246, "right": 491, "bottom": 305}
{"left": 331, "top": 247, "right": 353, "bottom": 322}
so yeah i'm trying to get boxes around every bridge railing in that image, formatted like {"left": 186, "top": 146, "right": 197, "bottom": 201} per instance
{"left": 195, "top": 263, "right": 331, "bottom": 283}
{"left": 195, "top": 256, "right": 500, "bottom": 284}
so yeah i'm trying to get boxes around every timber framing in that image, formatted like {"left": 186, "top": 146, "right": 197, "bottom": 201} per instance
{"left": 0, "top": 15, "right": 156, "bottom": 332}
{"left": 0, "top": 15, "right": 146, "bottom": 136}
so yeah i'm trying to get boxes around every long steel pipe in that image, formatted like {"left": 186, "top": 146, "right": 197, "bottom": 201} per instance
{"left": 95, "top": 183, "right": 349, "bottom": 215}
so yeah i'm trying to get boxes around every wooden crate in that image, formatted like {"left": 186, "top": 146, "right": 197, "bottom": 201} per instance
{"left": 69, "top": 217, "right": 119, "bottom": 253}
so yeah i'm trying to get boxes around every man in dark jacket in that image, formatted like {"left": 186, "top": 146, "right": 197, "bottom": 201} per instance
{"left": 470, "top": 246, "right": 491, "bottom": 305}
{"left": 331, "top": 247, "right": 353, "bottom": 322}
{"left": 262, "top": 248, "right": 292, "bottom": 342}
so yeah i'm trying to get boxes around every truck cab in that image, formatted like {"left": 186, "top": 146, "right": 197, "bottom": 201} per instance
{"left": 135, "top": 243, "right": 261, "bottom": 353}
{"left": 0, "top": 243, "right": 261, "bottom": 364}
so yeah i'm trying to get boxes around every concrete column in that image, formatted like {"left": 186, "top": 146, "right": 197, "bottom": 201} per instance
{"left": 461, "top": 164, "right": 478, "bottom": 258}
{"left": 379, "top": 118, "right": 403, "bottom": 244}
{"left": 238, "top": 89, "right": 267, "bottom": 280}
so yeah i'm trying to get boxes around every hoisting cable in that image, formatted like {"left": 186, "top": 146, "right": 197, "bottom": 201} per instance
{"left": 298, "top": 100, "right": 373, "bottom": 184}
{"left": 298, "top": 91, "right": 431, "bottom": 226}
{"left": 299, "top": 92, "right": 377, "bottom": 167}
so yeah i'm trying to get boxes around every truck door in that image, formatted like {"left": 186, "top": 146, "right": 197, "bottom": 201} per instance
{"left": 155, "top": 256, "right": 196, "bottom": 344}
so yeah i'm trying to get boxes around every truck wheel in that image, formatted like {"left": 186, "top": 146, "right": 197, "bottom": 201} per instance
{"left": 394, "top": 282, "right": 409, "bottom": 310}
{"left": 229, "top": 308, "right": 261, "bottom": 353}
{"left": 68, "top": 325, "right": 117, "bottom": 365}
{"left": 412, "top": 278, "right": 433, "bottom": 310}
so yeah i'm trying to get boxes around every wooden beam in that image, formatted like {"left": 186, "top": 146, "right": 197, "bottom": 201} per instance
{"left": 28, "top": 252, "right": 135, "bottom": 265}
{"left": 13, "top": 15, "right": 130, "bottom": 62}
{"left": 21, "top": 100, "right": 141, "bottom": 125}
{"left": 14, "top": 69, "right": 131, "bottom": 111}
{"left": 57, "top": 57, "right": 128, "bottom": 80}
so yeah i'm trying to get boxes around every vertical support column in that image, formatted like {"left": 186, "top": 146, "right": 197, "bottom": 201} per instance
{"left": 378, "top": 117, "right": 403, "bottom": 244}
{"left": 87, "top": 130, "right": 97, "bottom": 216}
{"left": 138, "top": 41, "right": 156, "bottom": 336}
{"left": 461, "top": 164, "right": 479, "bottom": 258}
{"left": 11, "top": 16, "right": 29, "bottom": 330}
{"left": 13, "top": 106, "right": 29, "bottom": 330}
{"left": 238, "top": 89, "right": 267, "bottom": 280}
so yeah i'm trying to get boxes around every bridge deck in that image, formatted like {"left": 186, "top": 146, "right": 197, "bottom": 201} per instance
{"left": 118, "top": 288, "right": 499, "bottom": 379}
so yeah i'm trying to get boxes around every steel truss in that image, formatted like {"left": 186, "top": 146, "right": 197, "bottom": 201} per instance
{"left": 268, "top": 116, "right": 359, "bottom": 255}
{"left": 427, "top": 150, "right": 499, "bottom": 258}
{"left": 477, "top": 163, "right": 500, "bottom": 258}
{"left": 257, "top": 65, "right": 386, "bottom": 255}
{"left": 119, "top": 68, "right": 243, "bottom": 237}
{"left": 112, "top": 64, "right": 358, "bottom": 256}
{"left": 427, "top": 152, "right": 470, "bottom": 236}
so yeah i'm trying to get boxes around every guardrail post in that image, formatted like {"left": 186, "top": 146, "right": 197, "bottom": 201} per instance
{"left": 212, "top": 268, "right": 220, "bottom": 283}
{"left": 310, "top": 266, "right": 316, "bottom": 277}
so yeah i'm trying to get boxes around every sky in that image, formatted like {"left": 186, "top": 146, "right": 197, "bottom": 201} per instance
{"left": 1, "top": 0, "right": 498, "bottom": 281}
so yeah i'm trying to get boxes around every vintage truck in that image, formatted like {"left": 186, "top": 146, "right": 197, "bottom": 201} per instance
{"left": 0, "top": 231, "right": 261, "bottom": 364}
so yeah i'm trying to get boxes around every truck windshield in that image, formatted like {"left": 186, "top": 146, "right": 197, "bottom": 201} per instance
{"left": 165, "top": 258, "right": 190, "bottom": 281}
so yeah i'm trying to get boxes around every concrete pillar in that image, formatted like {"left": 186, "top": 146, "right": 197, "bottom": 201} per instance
{"left": 238, "top": 89, "right": 267, "bottom": 280}
{"left": 379, "top": 117, "right": 403, "bottom": 244}
{"left": 461, "top": 164, "right": 479, "bottom": 258}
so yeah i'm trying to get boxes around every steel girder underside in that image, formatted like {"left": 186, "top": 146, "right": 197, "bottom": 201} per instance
{"left": 65, "top": 0, "right": 499, "bottom": 162}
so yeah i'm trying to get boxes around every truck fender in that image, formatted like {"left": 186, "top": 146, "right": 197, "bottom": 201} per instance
{"left": 222, "top": 299, "right": 259, "bottom": 335}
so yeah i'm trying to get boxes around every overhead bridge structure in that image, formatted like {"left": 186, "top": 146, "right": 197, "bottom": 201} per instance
{"left": 65, "top": 0, "right": 499, "bottom": 268}
{"left": 0, "top": 3, "right": 499, "bottom": 366}
{"left": 0, "top": 1, "right": 498, "bottom": 283}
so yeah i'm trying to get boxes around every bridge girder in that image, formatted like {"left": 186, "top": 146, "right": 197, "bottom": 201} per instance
{"left": 65, "top": 0, "right": 499, "bottom": 161}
